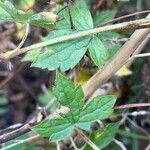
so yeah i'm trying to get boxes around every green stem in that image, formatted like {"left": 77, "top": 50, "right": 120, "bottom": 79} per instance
{"left": 2, "top": 18, "right": 150, "bottom": 59}
{"left": 3, "top": 23, "right": 30, "bottom": 59}
{"left": 117, "top": 130, "right": 150, "bottom": 141}
{"left": 75, "top": 128, "right": 101, "bottom": 150}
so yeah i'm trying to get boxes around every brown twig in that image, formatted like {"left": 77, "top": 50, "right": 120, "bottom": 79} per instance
{"left": 0, "top": 124, "right": 31, "bottom": 144}
{"left": 114, "top": 103, "right": 150, "bottom": 110}
{"left": 83, "top": 14, "right": 150, "bottom": 100}
{"left": 99, "top": 9, "right": 150, "bottom": 27}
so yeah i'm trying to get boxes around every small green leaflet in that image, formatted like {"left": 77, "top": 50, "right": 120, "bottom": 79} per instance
{"left": 84, "top": 123, "right": 119, "bottom": 150}
{"left": 93, "top": 9, "right": 122, "bottom": 58}
{"left": 63, "top": 0, "right": 94, "bottom": 30}
{"left": 32, "top": 74, "right": 117, "bottom": 142}
{"left": 0, "top": 0, "right": 33, "bottom": 23}
{"left": 0, "top": 0, "right": 57, "bottom": 29}
{"left": 24, "top": 0, "right": 109, "bottom": 71}
{"left": 0, "top": 7, "right": 11, "bottom": 24}
{"left": 94, "top": 10, "right": 117, "bottom": 26}
{"left": 88, "top": 36, "right": 109, "bottom": 67}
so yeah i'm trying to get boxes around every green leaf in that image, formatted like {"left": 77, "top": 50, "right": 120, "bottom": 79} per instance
{"left": 53, "top": 73, "right": 84, "bottom": 122}
{"left": 32, "top": 74, "right": 117, "bottom": 142}
{"left": 38, "top": 90, "right": 59, "bottom": 112}
{"left": 84, "top": 123, "right": 119, "bottom": 150}
{"left": 29, "top": 12, "right": 57, "bottom": 29}
{"left": 31, "top": 29, "right": 91, "bottom": 71}
{"left": 32, "top": 118, "right": 73, "bottom": 142}
{"left": 88, "top": 36, "right": 109, "bottom": 67}
{"left": 0, "top": 0, "right": 33, "bottom": 23}
{"left": 53, "top": 74, "right": 84, "bottom": 109}
{"left": 0, "top": 0, "right": 56, "bottom": 29}
{"left": 108, "top": 43, "right": 122, "bottom": 57}
{"left": 0, "top": 7, "right": 11, "bottom": 24}
{"left": 24, "top": 0, "right": 94, "bottom": 71}
{"left": 39, "top": 90, "right": 54, "bottom": 106}
{"left": 63, "top": 0, "right": 93, "bottom": 30}
{"left": 98, "top": 31, "right": 120, "bottom": 40}
{"left": 23, "top": 48, "right": 41, "bottom": 63}
{"left": 78, "top": 95, "right": 116, "bottom": 124}
{"left": 24, "top": 0, "right": 112, "bottom": 71}
{"left": 94, "top": 10, "right": 117, "bottom": 26}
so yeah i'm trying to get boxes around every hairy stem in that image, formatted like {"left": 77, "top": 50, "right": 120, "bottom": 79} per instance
{"left": 2, "top": 18, "right": 150, "bottom": 59}
{"left": 83, "top": 14, "right": 150, "bottom": 100}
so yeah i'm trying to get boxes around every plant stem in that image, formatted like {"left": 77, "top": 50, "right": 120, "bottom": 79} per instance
{"left": 131, "top": 52, "right": 150, "bottom": 58}
{"left": 2, "top": 135, "right": 39, "bottom": 150}
{"left": 4, "top": 23, "right": 29, "bottom": 59}
{"left": 114, "top": 103, "right": 150, "bottom": 110}
{"left": 2, "top": 18, "right": 150, "bottom": 59}
{"left": 70, "top": 137, "right": 79, "bottom": 150}
{"left": 99, "top": 9, "right": 150, "bottom": 26}
{"left": 75, "top": 128, "right": 101, "bottom": 150}
{"left": 83, "top": 14, "right": 150, "bottom": 100}
{"left": 56, "top": 142, "right": 61, "bottom": 150}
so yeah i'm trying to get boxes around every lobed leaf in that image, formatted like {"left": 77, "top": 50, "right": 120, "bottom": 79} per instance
{"left": 32, "top": 74, "right": 117, "bottom": 142}
{"left": 53, "top": 73, "right": 84, "bottom": 122}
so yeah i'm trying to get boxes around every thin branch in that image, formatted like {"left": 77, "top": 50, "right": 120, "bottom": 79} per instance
{"left": 99, "top": 9, "right": 150, "bottom": 26}
{"left": 70, "top": 137, "right": 79, "bottom": 150}
{"left": 82, "top": 14, "right": 150, "bottom": 100}
{"left": 1, "top": 17, "right": 150, "bottom": 59}
{"left": 56, "top": 142, "right": 61, "bottom": 150}
{"left": 16, "top": 23, "right": 30, "bottom": 50}
{"left": 0, "top": 124, "right": 31, "bottom": 144}
{"left": 131, "top": 52, "right": 150, "bottom": 58}
{"left": 127, "top": 34, "right": 150, "bottom": 67}
{"left": 75, "top": 128, "right": 100, "bottom": 150}
{"left": 2, "top": 135, "right": 39, "bottom": 150}
{"left": 114, "top": 103, "right": 150, "bottom": 110}
{"left": 145, "top": 144, "right": 150, "bottom": 150}
{"left": 113, "top": 139, "right": 127, "bottom": 150}
{"left": 0, "top": 124, "right": 22, "bottom": 135}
